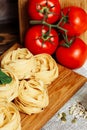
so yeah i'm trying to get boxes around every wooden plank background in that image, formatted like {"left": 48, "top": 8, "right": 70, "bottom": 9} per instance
{"left": 18, "top": 0, "right": 87, "bottom": 44}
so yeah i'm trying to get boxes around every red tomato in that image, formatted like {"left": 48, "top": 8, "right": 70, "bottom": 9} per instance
{"left": 28, "top": 0, "right": 61, "bottom": 24}
{"left": 25, "top": 25, "right": 59, "bottom": 55}
{"left": 59, "top": 6, "right": 87, "bottom": 36}
{"left": 56, "top": 38, "right": 87, "bottom": 69}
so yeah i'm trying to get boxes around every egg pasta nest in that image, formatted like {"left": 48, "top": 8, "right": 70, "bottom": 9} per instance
{"left": 0, "top": 101, "right": 21, "bottom": 130}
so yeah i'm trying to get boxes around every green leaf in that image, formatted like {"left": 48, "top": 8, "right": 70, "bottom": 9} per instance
{"left": 0, "top": 69, "right": 12, "bottom": 85}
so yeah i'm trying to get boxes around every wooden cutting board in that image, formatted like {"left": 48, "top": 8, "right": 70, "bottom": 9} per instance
{"left": 0, "top": 43, "right": 87, "bottom": 130}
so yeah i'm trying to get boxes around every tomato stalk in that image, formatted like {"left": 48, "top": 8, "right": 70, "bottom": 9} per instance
{"left": 30, "top": 19, "right": 69, "bottom": 47}
{"left": 29, "top": 15, "right": 72, "bottom": 47}
{"left": 30, "top": 18, "right": 77, "bottom": 48}
{"left": 30, "top": 19, "right": 67, "bottom": 33}
{"left": 61, "top": 33, "right": 75, "bottom": 48}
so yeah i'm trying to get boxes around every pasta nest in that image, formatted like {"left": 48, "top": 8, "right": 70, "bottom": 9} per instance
{"left": 0, "top": 101, "right": 21, "bottom": 130}
{"left": 0, "top": 47, "right": 59, "bottom": 116}
{"left": 34, "top": 53, "right": 59, "bottom": 85}
{"left": 1, "top": 48, "right": 36, "bottom": 80}
{"left": 14, "top": 79, "right": 49, "bottom": 115}
{"left": 0, "top": 68, "right": 19, "bottom": 102}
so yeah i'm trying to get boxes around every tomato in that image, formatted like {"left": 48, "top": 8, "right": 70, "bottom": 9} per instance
{"left": 59, "top": 6, "right": 87, "bottom": 36}
{"left": 25, "top": 25, "right": 59, "bottom": 55}
{"left": 55, "top": 38, "right": 87, "bottom": 69}
{"left": 28, "top": 0, "right": 61, "bottom": 24}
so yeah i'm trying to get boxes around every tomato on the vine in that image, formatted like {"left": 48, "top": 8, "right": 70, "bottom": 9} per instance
{"left": 56, "top": 37, "right": 87, "bottom": 69}
{"left": 59, "top": 6, "right": 87, "bottom": 36}
{"left": 25, "top": 25, "right": 59, "bottom": 55}
{"left": 28, "top": 0, "right": 61, "bottom": 24}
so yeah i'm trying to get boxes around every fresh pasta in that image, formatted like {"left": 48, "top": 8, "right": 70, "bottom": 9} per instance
{"left": 1, "top": 48, "right": 36, "bottom": 80}
{"left": 33, "top": 53, "right": 59, "bottom": 85}
{"left": 1, "top": 48, "right": 58, "bottom": 84}
{"left": 1, "top": 48, "right": 33, "bottom": 62}
{"left": 0, "top": 101, "right": 21, "bottom": 130}
{"left": 0, "top": 47, "right": 59, "bottom": 117}
{"left": 14, "top": 78, "right": 49, "bottom": 115}
{"left": 0, "top": 68, "right": 19, "bottom": 102}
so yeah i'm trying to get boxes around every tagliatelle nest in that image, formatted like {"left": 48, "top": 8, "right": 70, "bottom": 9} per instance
{"left": 34, "top": 53, "right": 59, "bottom": 85}
{"left": 0, "top": 101, "right": 21, "bottom": 130}
{"left": 1, "top": 48, "right": 36, "bottom": 80}
{"left": 14, "top": 79, "right": 49, "bottom": 115}
{"left": 0, "top": 68, "right": 19, "bottom": 102}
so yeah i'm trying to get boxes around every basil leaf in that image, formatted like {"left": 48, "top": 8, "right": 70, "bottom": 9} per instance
{"left": 0, "top": 69, "right": 12, "bottom": 85}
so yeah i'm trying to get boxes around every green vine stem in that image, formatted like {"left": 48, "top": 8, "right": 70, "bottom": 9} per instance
{"left": 62, "top": 32, "right": 76, "bottom": 48}
{"left": 29, "top": 20, "right": 67, "bottom": 33}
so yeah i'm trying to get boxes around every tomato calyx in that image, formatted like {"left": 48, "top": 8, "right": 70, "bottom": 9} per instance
{"left": 41, "top": 30, "right": 50, "bottom": 41}
{"left": 37, "top": 5, "right": 50, "bottom": 20}
{"left": 35, "top": 26, "right": 55, "bottom": 47}
{"left": 39, "top": 6, "right": 50, "bottom": 14}
{"left": 41, "top": 27, "right": 56, "bottom": 46}
{"left": 36, "top": 1, "right": 56, "bottom": 21}
{"left": 60, "top": 11, "right": 69, "bottom": 25}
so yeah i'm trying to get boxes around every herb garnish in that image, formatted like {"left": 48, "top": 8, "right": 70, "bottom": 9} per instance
{"left": 0, "top": 69, "right": 12, "bottom": 85}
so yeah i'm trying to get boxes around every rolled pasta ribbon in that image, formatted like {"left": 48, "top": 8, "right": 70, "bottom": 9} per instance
{"left": 0, "top": 101, "right": 21, "bottom": 130}
{"left": 0, "top": 68, "right": 19, "bottom": 102}
{"left": 34, "top": 53, "right": 59, "bottom": 85}
{"left": 14, "top": 79, "right": 49, "bottom": 115}
{"left": 1, "top": 48, "right": 36, "bottom": 80}
{"left": 1, "top": 48, "right": 33, "bottom": 63}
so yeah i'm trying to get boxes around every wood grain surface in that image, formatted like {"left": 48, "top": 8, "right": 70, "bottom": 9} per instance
{"left": 0, "top": 43, "right": 87, "bottom": 130}
{"left": 18, "top": 0, "right": 87, "bottom": 44}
